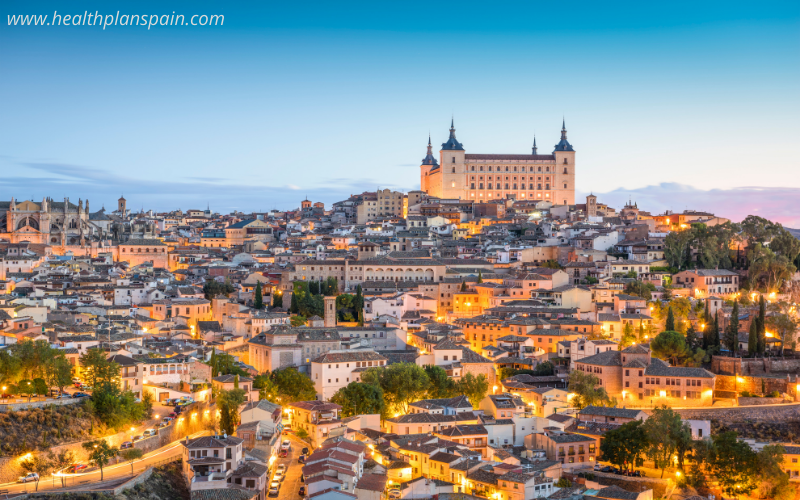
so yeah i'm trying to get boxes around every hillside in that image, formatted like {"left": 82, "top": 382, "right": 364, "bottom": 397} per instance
{"left": 0, "top": 403, "right": 103, "bottom": 456}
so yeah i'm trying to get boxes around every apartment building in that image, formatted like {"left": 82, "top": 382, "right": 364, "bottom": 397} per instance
{"left": 310, "top": 350, "right": 387, "bottom": 400}
{"left": 288, "top": 400, "right": 345, "bottom": 448}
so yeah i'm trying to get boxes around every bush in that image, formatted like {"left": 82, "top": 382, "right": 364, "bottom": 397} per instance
{"left": 768, "top": 390, "right": 781, "bottom": 398}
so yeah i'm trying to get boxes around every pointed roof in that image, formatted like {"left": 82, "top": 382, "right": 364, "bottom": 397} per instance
{"left": 553, "top": 119, "right": 574, "bottom": 152}
{"left": 421, "top": 134, "right": 439, "bottom": 166}
{"left": 441, "top": 119, "right": 464, "bottom": 151}
{"left": 532, "top": 136, "right": 538, "bottom": 155}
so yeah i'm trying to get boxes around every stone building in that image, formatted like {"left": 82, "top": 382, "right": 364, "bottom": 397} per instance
{"left": 420, "top": 120, "right": 576, "bottom": 206}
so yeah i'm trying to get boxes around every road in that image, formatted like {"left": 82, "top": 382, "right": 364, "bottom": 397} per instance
{"left": 0, "top": 430, "right": 210, "bottom": 496}
{"left": 277, "top": 433, "right": 307, "bottom": 500}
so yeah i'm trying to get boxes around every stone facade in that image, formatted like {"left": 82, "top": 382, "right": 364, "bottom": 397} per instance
{"left": 420, "top": 121, "right": 576, "bottom": 206}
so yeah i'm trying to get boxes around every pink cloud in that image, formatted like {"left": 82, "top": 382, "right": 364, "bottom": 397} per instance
{"left": 579, "top": 183, "right": 800, "bottom": 228}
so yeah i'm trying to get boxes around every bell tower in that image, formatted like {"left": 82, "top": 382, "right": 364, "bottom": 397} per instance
{"left": 118, "top": 195, "right": 127, "bottom": 216}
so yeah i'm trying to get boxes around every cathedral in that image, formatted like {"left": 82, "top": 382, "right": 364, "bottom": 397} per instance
{"left": 0, "top": 197, "right": 96, "bottom": 245}
{"left": 0, "top": 195, "right": 155, "bottom": 246}
{"left": 420, "top": 120, "right": 576, "bottom": 206}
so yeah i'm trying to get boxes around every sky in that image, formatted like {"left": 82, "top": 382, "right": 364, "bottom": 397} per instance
{"left": 2, "top": 0, "right": 799, "bottom": 225}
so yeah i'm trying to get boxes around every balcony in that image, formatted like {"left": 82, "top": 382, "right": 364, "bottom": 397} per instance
{"left": 191, "top": 472, "right": 228, "bottom": 490}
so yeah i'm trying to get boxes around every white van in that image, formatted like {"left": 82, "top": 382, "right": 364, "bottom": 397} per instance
{"left": 142, "top": 428, "right": 157, "bottom": 437}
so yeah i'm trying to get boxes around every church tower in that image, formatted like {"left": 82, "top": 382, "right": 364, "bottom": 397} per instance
{"left": 419, "top": 134, "right": 439, "bottom": 194}
{"left": 553, "top": 119, "right": 576, "bottom": 206}
{"left": 586, "top": 194, "right": 597, "bottom": 218}
{"left": 118, "top": 195, "right": 127, "bottom": 216}
{"left": 439, "top": 119, "right": 465, "bottom": 199}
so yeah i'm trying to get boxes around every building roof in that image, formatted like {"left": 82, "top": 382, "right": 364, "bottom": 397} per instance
{"left": 579, "top": 406, "right": 646, "bottom": 419}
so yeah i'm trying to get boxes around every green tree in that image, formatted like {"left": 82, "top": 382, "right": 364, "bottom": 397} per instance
{"left": 456, "top": 373, "right": 489, "bottom": 408}
{"left": 272, "top": 290, "right": 283, "bottom": 308}
{"left": 48, "top": 356, "right": 74, "bottom": 395}
{"left": 684, "top": 324, "right": 700, "bottom": 351}
{"left": 665, "top": 230, "right": 693, "bottom": 269}
{"left": 532, "top": 361, "right": 555, "bottom": 376}
{"left": 708, "top": 431, "right": 759, "bottom": 497}
{"left": 665, "top": 307, "right": 675, "bottom": 332}
{"left": 424, "top": 365, "right": 457, "bottom": 399}
{"left": 643, "top": 406, "right": 692, "bottom": 478}
{"left": 270, "top": 367, "right": 317, "bottom": 404}
{"left": 770, "top": 229, "right": 800, "bottom": 262}
{"left": 217, "top": 388, "right": 247, "bottom": 435}
{"left": 120, "top": 447, "right": 144, "bottom": 476}
{"left": 748, "top": 319, "right": 758, "bottom": 357}
{"left": 354, "top": 285, "right": 364, "bottom": 316}
{"left": 362, "top": 362, "right": 430, "bottom": 415}
{"left": 757, "top": 295, "right": 767, "bottom": 354}
{"left": 767, "top": 304, "right": 799, "bottom": 357}
{"left": 19, "top": 454, "right": 51, "bottom": 491}
{"left": 568, "top": 370, "right": 614, "bottom": 410}
{"left": 82, "top": 439, "right": 119, "bottom": 481}
{"left": 254, "top": 374, "right": 279, "bottom": 402}
{"left": 290, "top": 315, "right": 307, "bottom": 327}
{"left": 330, "top": 382, "right": 386, "bottom": 418}
{"left": 600, "top": 420, "right": 648, "bottom": 473}
{"left": 477, "top": 270, "right": 483, "bottom": 284}
{"left": 254, "top": 282, "right": 263, "bottom": 310}
{"left": 80, "top": 348, "right": 120, "bottom": 389}
{"left": 460, "top": 281, "right": 467, "bottom": 292}
{"left": 723, "top": 300, "right": 739, "bottom": 354}
{"left": 756, "top": 444, "right": 792, "bottom": 500}
{"left": 290, "top": 289, "right": 299, "bottom": 314}
{"left": 650, "top": 331, "right": 690, "bottom": 366}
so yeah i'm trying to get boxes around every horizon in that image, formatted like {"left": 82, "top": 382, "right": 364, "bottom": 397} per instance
{"left": 2, "top": 0, "right": 799, "bottom": 225}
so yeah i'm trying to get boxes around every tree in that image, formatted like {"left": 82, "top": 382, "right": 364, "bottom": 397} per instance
{"left": 664, "top": 307, "right": 675, "bottom": 332}
{"left": 477, "top": 270, "right": 483, "bottom": 284}
{"left": 767, "top": 305, "right": 799, "bottom": 357}
{"left": 270, "top": 367, "right": 317, "bottom": 404}
{"left": 217, "top": 388, "right": 247, "bottom": 435}
{"left": 748, "top": 319, "right": 758, "bottom": 357}
{"left": 272, "top": 290, "right": 283, "bottom": 308}
{"left": 141, "top": 391, "right": 154, "bottom": 418}
{"left": 568, "top": 370, "right": 614, "bottom": 410}
{"left": 460, "top": 281, "right": 467, "bottom": 292}
{"left": 330, "top": 382, "right": 386, "bottom": 418}
{"left": 624, "top": 281, "right": 655, "bottom": 300}
{"left": 684, "top": 324, "right": 700, "bottom": 351}
{"left": 424, "top": 365, "right": 457, "bottom": 399}
{"left": 643, "top": 406, "right": 692, "bottom": 478}
{"left": 48, "top": 356, "right": 74, "bottom": 395}
{"left": 724, "top": 300, "right": 739, "bottom": 355}
{"left": 456, "top": 373, "right": 489, "bottom": 408}
{"left": 708, "top": 431, "right": 760, "bottom": 497}
{"left": 354, "top": 285, "right": 364, "bottom": 317}
{"left": 757, "top": 295, "right": 767, "bottom": 354}
{"left": 48, "top": 449, "right": 76, "bottom": 487}
{"left": 254, "top": 374, "right": 279, "bottom": 402}
{"left": 600, "top": 420, "right": 648, "bottom": 473}
{"left": 650, "top": 331, "right": 690, "bottom": 366}
{"left": 203, "top": 279, "right": 235, "bottom": 300}
{"left": 362, "top": 363, "right": 430, "bottom": 415}
{"left": 120, "top": 448, "right": 144, "bottom": 475}
{"left": 290, "top": 289, "right": 299, "bottom": 314}
{"left": 83, "top": 439, "right": 119, "bottom": 481}
{"left": 19, "top": 454, "right": 51, "bottom": 491}
{"left": 770, "top": 229, "right": 800, "bottom": 262}
{"left": 290, "top": 315, "right": 307, "bottom": 327}
{"left": 80, "top": 348, "right": 120, "bottom": 389}
{"left": 665, "top": 230, "right": 693, "bottom": 269}
{"left": 532, "top": 361, "right": 555, "bottom": 376}
{"left": 254, "top": 282, "right": 263, "bottom": 310}
{"left": 755, "top": 444, "right": 792, "bottom": 500}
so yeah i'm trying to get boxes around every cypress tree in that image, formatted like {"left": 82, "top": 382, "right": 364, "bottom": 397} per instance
{"left": 254, "top": 282, "right": 263, "bottom": 310}
{"left": 748, "top": 319, "right": 758, "bottom": 357}
{"left": 355, "top": 285, "right": 364, "bottom": 315}
{"left": 209, "top": 347, "right": 217, "bottom": 376}
{"left": 290, "top": 289, "right": 299, "bottom": 314}
{"left": 726, "top": 301, "right": 739, "bottom": 354}
{"left": 234, "top": 374, "right": 240, "bottom": 390}
{"left": 665, "top": 306, "right": 675, "bottom": 331}
{"left": 704, "top": 299, "right": 710, "bottom": 323}
{"left": 712, "top": 311, "right": 721, "bottom": 348}
{"left": 460, "top": 281, "right": 467, "bottom": 292}
{"left": 477, "top": 270, "right": 483, "bottom": 284}
{"left": 757, "top": 295, "right": 766, "bottom": 354}
{"left": 685, "top": 324, "right": 698, "bottom": 350}
{"left": 272, "top": 291, "right": 283, "bottom": 308}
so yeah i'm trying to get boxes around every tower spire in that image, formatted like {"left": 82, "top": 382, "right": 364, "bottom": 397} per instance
{"left": 553, "top": 118, "right": 574, "bottom": 152}
{"left": 441, "top": 118, "right": 464, "bottom": 150}
{"left": 422, "top": 134, "right": 439, "bottom": 166}
{"left": 532, "top": 135, "right": 538, "bottom": 155}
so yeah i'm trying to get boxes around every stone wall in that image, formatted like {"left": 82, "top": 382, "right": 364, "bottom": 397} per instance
{"left": 0, "top": 398, "right": 82, "bottom": 413}
{"left": 676, "top": 403, "right": 800, "bottom": 423}
{"left": 715, "top": 374, "right": 797, "bottom": 397}
{"left": 738, "top": 397, "right": 788, "bottom": 406}
{"left": 712, "top": 355, "right": 800, "bottom": 376}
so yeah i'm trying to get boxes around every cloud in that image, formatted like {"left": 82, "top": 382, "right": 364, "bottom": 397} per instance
{"left": 579, "top": 183, "right": 800, "bottom": 228}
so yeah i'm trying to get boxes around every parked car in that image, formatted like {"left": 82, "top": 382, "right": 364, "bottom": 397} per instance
{"left": 120, "top": 441, "right": 133, "bottom": 450}
{"left": 280, "top": 450, "right": 288, "bottom": 458}
{"left": 268, "top": 487, "right": 280, "bottom": 497}
{"left": 132, "top": 435, "right": 144, "bottom": 442}
{"left": 18, "top": 473, "right": 39, "bottom": 483}
{"left": 72, "top": 392, "right": 90, "bottom": 398}
{"left": 276, "top": 464, "right": 287, "bottom": 474}
{"left": 169, "top": 411, "right": 179, "bottom": 419}
{"left": 301, "top": 447, "right": 309, "bottom": 455}
{"left": 281, "top": 440, "right": 291, "bottom": 450}
{"left": 179, "top": 396, "right": 195, "bottom": 403}
{"left": 298, "top": 454, "right": 306, "bottom": 463}
{"left": 299, "top": 486, "right": 306, "bottom": 496}
{"left": 273, "top": 471, "right": 285, "bottom": 482}
{"left": 0, "top": 393, "right": 13, "bottom": 399}
{"left": 387, "top": 489, "right": 401, "bottom": 499}
{"left": 68, "top": 464, "right": 88, "bottom": 473}
{"left": 599, "top": 466, "right": 614, "bottom": 473}
{"left": 300, "top": 475, "right": 304, "bottom": 483}
{"left": 269, "top": 481, "right": 280, "bottom": 497}
{"left": 56, "top": 393, "right": 72, "bottom": 399}
{"left": 142, "top": 428, "right": 157, "bottom": 437}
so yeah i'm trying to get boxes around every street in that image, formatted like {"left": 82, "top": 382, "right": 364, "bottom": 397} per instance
{"left": 276, "top": 433, "right": 307, "bottom": 500}
{"left": 0, "top": 430, "right": 210, "bottom": 496}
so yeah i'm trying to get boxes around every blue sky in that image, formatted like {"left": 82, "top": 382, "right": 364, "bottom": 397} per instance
{"left": 2, "top": 0, "right": 799, "bottom": 224}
